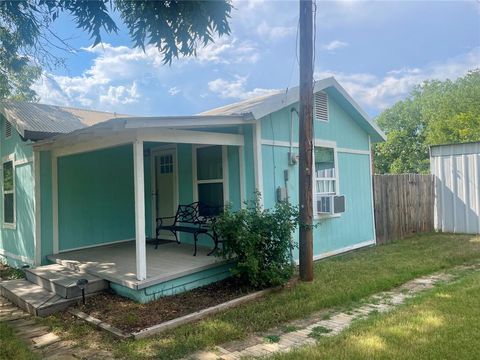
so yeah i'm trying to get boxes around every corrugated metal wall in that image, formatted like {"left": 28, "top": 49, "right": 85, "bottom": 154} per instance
{"left": 430, "top": 142, "right": 480, "bottom": 234}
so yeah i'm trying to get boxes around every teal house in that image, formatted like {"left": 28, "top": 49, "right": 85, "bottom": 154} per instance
{"left": 0, "top": 77, "right": 385, "bottom": 306}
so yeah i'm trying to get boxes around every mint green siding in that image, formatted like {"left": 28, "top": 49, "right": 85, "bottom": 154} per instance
{"left": 52, "top": 140, "right": 245, "bottom": 252}
{"left": 0, "top": 115, "right": 36, "bottom": 266}
{"left": 260, "top": 94, "right": 375, "bottom": 260}
{"left": 57, "top": 145, "right": 135, "bottom": 250}
{"left": 110, "top": 263, "right": 232, "bottom": 303}
{"left": 261, "top": 95, "right": 369, "bottom": 151}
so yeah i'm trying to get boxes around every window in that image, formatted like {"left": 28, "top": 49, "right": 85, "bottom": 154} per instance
{"left": 314, "top": 92, "right": 328, "bottom": 122}
{"left": 314, "top": 147, "right": 336, "bottom": 214}
{"left": 5, "top": 120, "right": 12, "bottom": 139}
{"left": 3, "top": 158, "right": 15, "bottom": 226}
{"left": 195, "top": 145, "right": 225, "bottom": 215}
{"left": 159, "top": 154, "right": 173, "bottom": 174}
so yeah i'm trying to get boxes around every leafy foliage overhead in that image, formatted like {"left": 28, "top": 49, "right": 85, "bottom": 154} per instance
{"left": 374, "top": 69, "right": 480, "bottom": 174}
{"left": 0, "top": 0, "right": 232, "bottom": 99}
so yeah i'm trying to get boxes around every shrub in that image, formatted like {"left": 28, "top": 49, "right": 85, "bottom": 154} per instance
{"left": 214, "top": 195, "right": 298, "bottom": 288}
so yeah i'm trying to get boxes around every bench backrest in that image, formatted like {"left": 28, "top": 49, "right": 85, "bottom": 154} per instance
{"left": 175, "top": 202, "right": 222, "bottom": 226}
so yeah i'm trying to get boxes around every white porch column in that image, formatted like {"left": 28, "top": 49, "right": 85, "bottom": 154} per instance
{"left": 133, "top": 140, "right": 147, "bottom": 281}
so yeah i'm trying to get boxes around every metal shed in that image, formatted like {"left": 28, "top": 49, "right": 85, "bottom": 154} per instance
{"left": 430, "top": 142, "right": 480, "bottom": 234}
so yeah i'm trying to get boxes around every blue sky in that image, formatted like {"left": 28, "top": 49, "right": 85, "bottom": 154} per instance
{"left": 33, "top": 0, "right": 480, "bottom": 118}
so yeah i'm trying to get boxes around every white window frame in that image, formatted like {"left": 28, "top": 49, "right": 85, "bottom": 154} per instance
{"left": 2, "top": 154, "right": 16, "bottom": 229}
{"left": 314, "top": 92, "right": 329, "bottom": 122}
{"left": 313, "top": 140, "right": 340, "bottom": 218}
{"left": 192, "top": 144, "right": 229, "bottom": 208}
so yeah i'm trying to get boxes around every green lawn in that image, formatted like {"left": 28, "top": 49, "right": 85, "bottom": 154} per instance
{"left": 43, "top": 233, "right": 480, "bottom": 359}
{"left": 269, "top": 268, "right": 480, "bottom": 359}
{"left": 0, "top": 322, "right": 38, "bottom": 360}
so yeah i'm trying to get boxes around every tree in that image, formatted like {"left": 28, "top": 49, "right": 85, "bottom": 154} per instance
{"left": 374, "top": 69, "right": 480, "bottom": 174}
{"left": 0, "top": 0, "right": 232, "bottom": 99}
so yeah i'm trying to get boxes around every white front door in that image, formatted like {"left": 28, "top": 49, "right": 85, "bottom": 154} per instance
{"left": 152, "top": 148, "right": 177, "bottom": 240}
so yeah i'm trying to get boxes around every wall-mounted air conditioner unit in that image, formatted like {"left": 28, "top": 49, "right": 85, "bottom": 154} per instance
{"left": 317, "top": 195, "right": 346, "bottom": 215}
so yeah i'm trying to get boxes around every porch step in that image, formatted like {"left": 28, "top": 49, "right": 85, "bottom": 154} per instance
{"left": 25, "top": 264, "right": 108, "bottom": 299}
{"left": 0, "top": 279, "right": 80, "bottom": 317}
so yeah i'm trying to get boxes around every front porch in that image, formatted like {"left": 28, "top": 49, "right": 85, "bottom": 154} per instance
{"left": 33, "top": 116, "right": 258, "bottom": 301}
{"left": 47, "top": 241, "right": 226, "bottom": 290}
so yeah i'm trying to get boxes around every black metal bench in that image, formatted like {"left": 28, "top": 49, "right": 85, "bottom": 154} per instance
{"left": 155, "top": 202, "right": 220, "bottom": 256}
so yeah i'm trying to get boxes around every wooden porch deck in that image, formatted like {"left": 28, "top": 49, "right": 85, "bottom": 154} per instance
{"left": 47, "top": 241, "right": 225, "bottom": 290}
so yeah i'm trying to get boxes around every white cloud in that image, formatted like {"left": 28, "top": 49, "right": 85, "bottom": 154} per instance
{"left": 321, "top": 40, "right": 349, "bottom": 52}
{"left": 168, "top": 86, "right": 181, "bottom": 96}
{"left": 208, "top": 75, "right": 280, "bottom": 100}
{"left": 32, "top": 39, "right": 261, "bottom": 113}
{"left": 99, "top": 82, "right": 140, "bottom": 106}
{"left": 257, "top": 21, "right": 296, "bottom": 41}
{"left": 195, "top": 37, "right": 260, "bottom": 64}
{"left": 315, "top": 47, "right": 479, "bottom": 112}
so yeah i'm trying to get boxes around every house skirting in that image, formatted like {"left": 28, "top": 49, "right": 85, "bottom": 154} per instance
{"left": 110, "top": 263, "right": 232, "bottom": 303}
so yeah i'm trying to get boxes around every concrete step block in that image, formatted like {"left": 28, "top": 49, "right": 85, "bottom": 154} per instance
{"left": 25, "top": 264, "right": 108, "bottom": 299}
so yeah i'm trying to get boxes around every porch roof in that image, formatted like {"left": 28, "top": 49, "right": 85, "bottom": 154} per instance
{"left": 33, "top": 114, "right": 250, "bottom": 156}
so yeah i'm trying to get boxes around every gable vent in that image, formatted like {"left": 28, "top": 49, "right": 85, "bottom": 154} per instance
{"left": 314, "top": 92, "right": 328, "bottom": 122}
{"left": 5, "top": 121, "right": 12, "bottom": 138}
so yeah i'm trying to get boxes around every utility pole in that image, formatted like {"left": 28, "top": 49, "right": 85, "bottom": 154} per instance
{"left": 298, "top": 0, "right": 314, "bottom": 282}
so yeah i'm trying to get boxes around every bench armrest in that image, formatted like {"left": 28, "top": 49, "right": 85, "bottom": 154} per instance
{"left": 156, "top": 216, "right": 176, "bottom": 227}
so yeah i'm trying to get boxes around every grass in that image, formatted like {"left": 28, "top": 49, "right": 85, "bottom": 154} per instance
{"left": 0, "top": 322, "right": 38, "bottom": 360}
{"left": 264, "top": 335, "right": 281, "bottom": 343}
{"left": 269, "top": 268, "right": 480, "bottom": 359}
{"left": 309, "top": 326, "right": 332, "bottom": 339}
{"left": 44, "top": 233, "right": 480, "bottom": 359}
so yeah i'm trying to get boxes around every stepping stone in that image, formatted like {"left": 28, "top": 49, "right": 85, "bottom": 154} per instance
{"left": 32, "top": 332, "right": 61, "bottom": 349}
{"left": 17, "top": 326, "right": 50, "bottom": 339}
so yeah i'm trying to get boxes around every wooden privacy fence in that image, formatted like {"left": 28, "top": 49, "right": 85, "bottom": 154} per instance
{"left": 373, "top": 174, "right": 435, "bottom": 244}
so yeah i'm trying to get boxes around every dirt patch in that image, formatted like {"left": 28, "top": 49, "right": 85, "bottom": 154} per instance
{"left": 0, "top": 263, "right": 25, "bottom": 280}
{"left": 76, "top": 278, "right": 257, "bottom": 332}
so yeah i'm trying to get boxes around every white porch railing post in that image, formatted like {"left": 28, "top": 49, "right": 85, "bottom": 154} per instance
{"left": 133, "top": 140, "right": 147, "bottom": 281}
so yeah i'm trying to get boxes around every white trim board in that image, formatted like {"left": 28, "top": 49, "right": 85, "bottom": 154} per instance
{"left": 14, "top": 157, "right": 33, "bottom": 167}
{"left": 293, "top": 239, "right": 376, "bottom": 264}
{"left": 0, "top": 249, "right": 34, "bottom": 265}
{"left": 34, "top": 151, "right": 41, "bottom": 265}
{"left": 253, "top": 122, "right": 264, "bottom": 207}
{"left": 2, "top": 153, "right": 16, "bottom": 229}
{"left": 260, "top": 139, "right": 370, "bottom": 155}
{"left": 368, "top": 135, "right": 377, "bottom": 245}
{"left": 133, "top": 140, "right": 147, "bottom": 281}
{"left": 45, "top": 128, "right": 245, "bottom": 158}
{"left": 57, "top": 238, "right": 134, "bottom": 253}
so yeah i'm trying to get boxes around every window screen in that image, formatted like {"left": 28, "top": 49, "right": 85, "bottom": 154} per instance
{"left": 196, "top": 146, "right": 224, "bottom": 214}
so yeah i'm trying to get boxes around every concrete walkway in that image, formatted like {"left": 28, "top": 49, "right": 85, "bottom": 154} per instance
{"left": 186, "top": 264, "right": 479, "bottom": 360}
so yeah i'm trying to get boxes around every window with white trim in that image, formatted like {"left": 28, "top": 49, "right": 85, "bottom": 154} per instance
{"left": 195, "top": 145, "right": 224, "bottom": 215}
{"left": 3, "top": 158, "right": 15, "bottom": 226}
{"left": 314, "top": 92, "right": 328, "bottom": 122}
{"left": 314, "top": 147, "right": 336, "bottom": 213}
